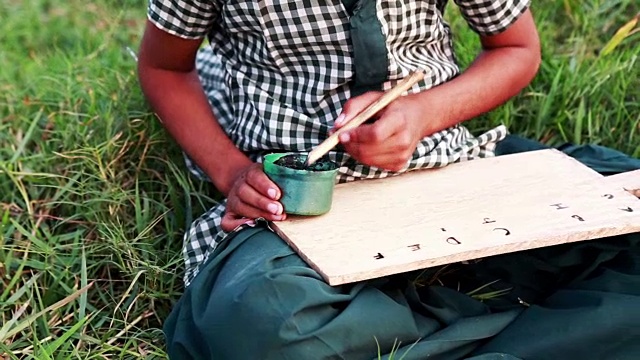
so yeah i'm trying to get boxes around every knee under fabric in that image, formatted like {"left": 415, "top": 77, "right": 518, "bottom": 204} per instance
{"left": 163, "top": 135, "right": 640, "bottom": 360}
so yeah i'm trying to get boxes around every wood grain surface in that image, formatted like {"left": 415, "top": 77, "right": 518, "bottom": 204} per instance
{"left": 271, "top": 149, "right": 640, "bottom": 286}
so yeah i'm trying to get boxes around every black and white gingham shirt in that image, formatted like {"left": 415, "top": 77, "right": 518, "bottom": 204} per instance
{"left": 147, "top": 0, "right": 531, "bottom": 285}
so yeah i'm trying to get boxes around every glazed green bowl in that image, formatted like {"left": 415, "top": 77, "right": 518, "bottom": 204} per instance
{"left": 263, "top": 152, "right": 339, "bottom": 216}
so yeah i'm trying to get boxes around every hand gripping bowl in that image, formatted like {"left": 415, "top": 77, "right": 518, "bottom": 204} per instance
{"left": 263, "top": 153, "right": 339, "bottom": 216}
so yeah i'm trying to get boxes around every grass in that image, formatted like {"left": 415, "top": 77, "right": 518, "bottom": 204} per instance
{"left": 1, "top": 0, "right": 638, "bottom": 358}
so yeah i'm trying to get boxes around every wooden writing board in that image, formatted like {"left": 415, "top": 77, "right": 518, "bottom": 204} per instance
{"left": 271, "top": 149, "right": 640, "bottom": 286}
{"left": 605, "top": 170, "right": 640, "bottom": 197}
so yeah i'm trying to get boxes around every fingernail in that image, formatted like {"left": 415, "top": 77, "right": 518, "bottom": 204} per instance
{"left": 335, "top": 113, "right": 346, "bottom": 126}
{"left": 245, "top": 220, "right": 256, "bottom": 226}
{"left": 268, "top": 188, "right": 277, "bottom": 199}
{"left": 267, "top": 203, "right": 279, "bottom": 214}
{"left": 339, "top": 132, "right": 350, "bottom": 143}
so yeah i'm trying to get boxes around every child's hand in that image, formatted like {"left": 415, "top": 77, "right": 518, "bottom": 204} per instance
{"left": 333, "top": 91, "right": 428, "bottom": 172}
{"left": 221, "top": 164, "right": 286, "bottom": 232}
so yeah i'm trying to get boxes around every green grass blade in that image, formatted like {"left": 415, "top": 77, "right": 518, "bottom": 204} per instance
{"left": 535, "top": 65, "right": 563, "bottom": 137}
{"left": 9, "top": 108, "right": 43, "bottom": 164}
{"left": 397, "top": 338, "right": 421, "bottom": 360}
{"left": 41, "top": 314, "right": 90, "bottom": 355}
{"left": 79, "top": 245, "right": 88, "bottom": 320}
{"left": 33, "top": 340, "right": 55, "bottom": 360}
{"left": 600, "top": 14, "right": 639, "bottom": 56}
{"left": 573, "top": 97, "right": 585, "bottom": 144}
{"left": 0, "top": 301, "right": 31, "bottom": 341}
{"left": 0, "top": 282, "right": 93, "bottom": 342}
{"left": 3, "top": 273, "right": 41, "bottom": 305}
{"left": 0, "top": 243, "right": 33, "bottom": 303}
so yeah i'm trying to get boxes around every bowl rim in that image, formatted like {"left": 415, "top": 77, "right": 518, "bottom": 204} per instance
{"left": 263, "top": 152, "right": 339, "bottom": 176}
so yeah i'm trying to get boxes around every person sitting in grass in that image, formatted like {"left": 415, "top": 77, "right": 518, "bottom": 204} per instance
{"left": 136, "top": 0, "right": 640, "bottom": 358}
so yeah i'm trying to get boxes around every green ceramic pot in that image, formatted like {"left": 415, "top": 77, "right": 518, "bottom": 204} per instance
{"left": 263, "top": 152, "right": 339, "bottom": 216}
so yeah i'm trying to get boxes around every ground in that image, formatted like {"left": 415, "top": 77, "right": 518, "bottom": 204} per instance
{"left": 1, "top": 0, "right": 638, "bottom": 358}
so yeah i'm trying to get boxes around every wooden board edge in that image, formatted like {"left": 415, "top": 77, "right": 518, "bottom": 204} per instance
{"left": 270, "top": 223, "right": 336, "bottom": 284}
{"left": 546, "top": 148, "right": 606, "bottom": 179}
{"left": 331, "top": 148, "right": 605, "bottom": 190}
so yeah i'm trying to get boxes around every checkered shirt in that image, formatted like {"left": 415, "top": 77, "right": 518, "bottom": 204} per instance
{"left": 147, "top": 0, "right": 531, "bottom": 286}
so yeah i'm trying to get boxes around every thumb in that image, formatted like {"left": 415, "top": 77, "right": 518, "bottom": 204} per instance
{"left": 333, "top": 91, "right": 384, "bottom": 129}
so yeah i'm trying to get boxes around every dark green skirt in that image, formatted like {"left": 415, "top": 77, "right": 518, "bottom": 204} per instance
{"left": 164, "top": 135, "right": 640, "bottom": 359}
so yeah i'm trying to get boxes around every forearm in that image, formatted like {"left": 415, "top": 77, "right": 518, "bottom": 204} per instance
{"left": 138, "top": 66, "right": 251, "bottom": 195}
{"left": 413, "top": 9, "right": 541, "bottom": 137}
{"left": 417, "top": 45, "right": 540, "bottom": 136}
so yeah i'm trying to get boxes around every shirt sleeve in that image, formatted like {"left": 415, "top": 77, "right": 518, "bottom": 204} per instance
{"left": 147, "top": 0, "right": 219, "bottom": 39}
{"left": 453, "top": 0, "right": 531, "bottom": 36}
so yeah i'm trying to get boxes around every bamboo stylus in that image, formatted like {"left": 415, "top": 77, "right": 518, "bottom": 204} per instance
{"left": 304, "top": 70, "right": 426, "bottom": 167}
